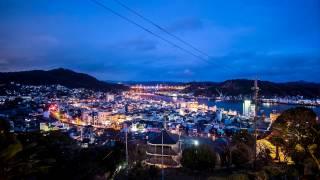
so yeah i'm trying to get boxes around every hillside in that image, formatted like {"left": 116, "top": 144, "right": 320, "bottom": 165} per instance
{"left": 0, "top": 68, "right": 128, "bottom": 92}
{"left": 184, "top": 79, "right": 320, "bottom": 98}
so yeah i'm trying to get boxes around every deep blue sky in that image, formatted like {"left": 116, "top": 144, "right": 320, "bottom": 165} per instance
{"left": 1, "top": 0, "right": 319, "bottom": 82}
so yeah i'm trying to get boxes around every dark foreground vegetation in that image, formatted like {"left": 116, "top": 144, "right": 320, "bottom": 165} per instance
{"left": 0, "top": 120, "right": 124, "bottom": 180}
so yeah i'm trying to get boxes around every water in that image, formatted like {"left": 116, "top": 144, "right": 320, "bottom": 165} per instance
{"left": 199, "top": 99, "right": 320, "bottom": 117}
{"left": 145, "top": 95, "right": 320, "bottom": 117}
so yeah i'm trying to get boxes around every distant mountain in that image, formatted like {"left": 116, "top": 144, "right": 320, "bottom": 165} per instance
{"left": 184, "top": 79, "right": 320, "bottom": 98}
{"left": 0, "top": 68, "right": 128, "bottom": 92}
{"left": 1, "top": 69, "right": 319, "bottom": 97}
{"left": 120, "top": 81, "right": 185, "bottom": 86}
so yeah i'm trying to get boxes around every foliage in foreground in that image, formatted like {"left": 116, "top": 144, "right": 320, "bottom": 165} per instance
{"left": 0, "top": 119, "right": 124, "bottom": 180}
{"left": 114, "top": 161, "right": 159, "bottom": 180}
{"left": 268, "top": 107, "right": 320, "bottom": 176}
{"left": 181, "top": 144, "right": 217, "bottom": 172}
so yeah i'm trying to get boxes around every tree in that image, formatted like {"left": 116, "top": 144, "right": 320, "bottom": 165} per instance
{"left": 270, "top": 107, "right": 320, "bottom": 174}
{"left": 231, "top": 143, "right": 252, "bottom": 167}
{"left": 272, "top": 107, "right": 317, "bottom": 145}
{"left": 0, "top": 119, "right": 124, "bottom": 180}
{"left": 230, "top": 130, "right": 255, "bottom": 167}
{"left": 269, "top": 136, "right": 284, "bottom": 162}
{"left": 181, "top": 145, "right": 216, "bottom": 172}
{"left": 116, "top": 161, "right": 160, "bottom": 180}
{"left": 232, "top": 129, "right": 255, "bottom": 148}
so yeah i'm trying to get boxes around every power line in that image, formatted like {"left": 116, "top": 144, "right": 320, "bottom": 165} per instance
{"left": 113, "top": 0, "right": 211, "bottom": 58}
{"left": 112, "top": 0, "right": 235, "bottom": 73}
{"left": 89, "top": 0, "right": 234, "bottom": 75}
{"left": 90, "top": 0, "right": 209, "bottom": 63}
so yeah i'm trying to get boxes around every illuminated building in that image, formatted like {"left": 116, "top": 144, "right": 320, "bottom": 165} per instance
{"left": 145, "top": 130, "right": 181, "bottom": 168}
{"left": 110, "top": 114, "right": 126, "bottom": 123}
{"left": 40, "top": 122, "right": 49, "bottom": 131}
{"left": 106, "top": 93, "right": 115, "bottom": 102}
{"left": 179, "top": 101, "right": 199, "bottom": 112}
{"left": 216, "top": 109, "right": 223, "bottom": 122}
{"left": 180, "top": 102, "right": 187, "bottom": 108}
{"left": 97, "top": 111, "right": 112, "bottom": 121}
{"left": 227, "top": 110, "right": 237, "bottom": 116}
{"left": 243, "top": 100, "right": 256, "bottom": 117}
{"left": 179, "top": 109, "right": 185, "bottom": 116}
{"left": 249, "top": 104, "right": 256, "bottom": 117}
{"left": 270, "top": 112, "right": 280, "bottom": 122}
{"left": 81, "top": 111, "right": 93, "bottom": 124}
{"left": 198, "top": 104, "right": 208, "bottom": 111}
{"left": 243, "top": 100, "right": 251, "bottom": 116}
{"left": 209, "top": 105, "right": 217, "bottom": 112}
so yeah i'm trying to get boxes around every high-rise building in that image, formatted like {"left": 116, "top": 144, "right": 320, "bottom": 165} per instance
{"left": 249, "top": 104, "right": 256, "bottom": 117}
{"left": 243, "top": 100, "right": 251, "bottom": 116}
{"left": 216, "top": 109, "right": 223, "bottom": 122}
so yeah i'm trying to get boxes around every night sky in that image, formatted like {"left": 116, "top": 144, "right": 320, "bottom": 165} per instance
{"left": 1, "top": 0, "right": 320, "bottom": 82}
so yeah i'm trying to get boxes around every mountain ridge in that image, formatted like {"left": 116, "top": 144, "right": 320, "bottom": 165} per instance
{"left": 0, "top": 68, "right": 128, "bottom": 92}
{"left": 184, "top": 79, "right": 320, "bottom": 98}
{"left": 1, "top": 69, "right": 319, "bottom": 97}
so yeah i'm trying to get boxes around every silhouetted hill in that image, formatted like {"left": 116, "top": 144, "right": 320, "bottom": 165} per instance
{"left": 121, "top": 81, "right": 185, "bottom": 85}
{"left": 184, "top": 79, "right": 320, "bottom": 98}
{"left": 0, "top": 68, "right": 128, "bottom": 92}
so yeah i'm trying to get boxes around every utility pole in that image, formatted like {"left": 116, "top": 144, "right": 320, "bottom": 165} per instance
{"left": 124, "top": 123, "right": 129, "bottom": 174}
{"left": 161, "top": 115, "right": 167, "bottom": 180}
{"left": 161, "top": 129, "right": 164, "bottom": 180}
{"left": 80, "top": 127, "right": 83, "bottom": 141}
{"left": 251, "top": 79, "right": 260, "bottom": 169}
{"left": 91, "top": 111, "right": 95, "bottom": 126}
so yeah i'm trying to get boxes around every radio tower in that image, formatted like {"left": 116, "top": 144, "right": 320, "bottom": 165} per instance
{"left": 252, "top": 79, "right": 260, "bottom": 110}
{"left": 251, "top": 79, "right": 260, "bottom": 168}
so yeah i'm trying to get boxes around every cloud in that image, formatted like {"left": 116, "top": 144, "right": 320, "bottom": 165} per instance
{"left": 203, "top": 52, "right": 320, "bottom": 82}
{"left": 33, "top": 35, "right": 59, "bottom": 46}
{"left": 0, "top": 58, "right": 9, "bottom": 65}
{"left": 166, "top": 68, "right": 195, "bottom": 80}
{"left": 167, "top": 18, "right": 204, "bottom": 33}
{"left": 111, "top": 38, "right": 158, "bottom": 52}
{"left": 183, "top": 69, "right": 194, "bottom": 76}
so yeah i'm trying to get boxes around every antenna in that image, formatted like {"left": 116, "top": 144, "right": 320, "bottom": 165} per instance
{"left": 251, "top": 78, "right": 259, "bottom": 168}
{"left": 161, "top": 129, "right": 164, "bottom": 180}
{"left": 123, "top": 123, "right": 129, "bottom": 174}
{"left": 215, "top": 88, "right": 223, "bottom": 97}
{"left": 252, "top": 79, "right": 260, "bottom": 108}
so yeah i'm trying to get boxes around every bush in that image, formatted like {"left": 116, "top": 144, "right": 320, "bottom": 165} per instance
{"left": 231, "top": 143, "right": 251, "bottom": 167}
{"left": 181, "top": 145, "right": 216, "bottom": 172}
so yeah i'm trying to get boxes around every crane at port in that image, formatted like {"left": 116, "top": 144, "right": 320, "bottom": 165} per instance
{"left": 215, "top": 88, "right": 224, "bottom": 101}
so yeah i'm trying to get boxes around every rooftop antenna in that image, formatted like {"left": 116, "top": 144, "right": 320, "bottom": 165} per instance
{"left": 161, "top": 128, "right": 164, "bottom": 180}
{"left": 252, "top": 79, "right": 260, "bottom": 108}
{"left": 161, "top": 115, "right": 167, "bottom": 180}
{"left": 251, "top": 78, "right": 260, "bottom": 168}
{"left": 124, "top": 123, "right": 129, "bottom": 175}
{"left": 91, "top": 110, "right": 95, "bottom": 126}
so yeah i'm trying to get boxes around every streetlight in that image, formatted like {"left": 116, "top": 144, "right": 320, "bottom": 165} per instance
{"left": 193, "top": 140, "right": 199, "bottom": 146}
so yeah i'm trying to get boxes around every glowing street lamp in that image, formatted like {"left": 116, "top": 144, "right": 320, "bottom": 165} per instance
{"left": 193, "top": 140, "right": 199, "bottom": 146}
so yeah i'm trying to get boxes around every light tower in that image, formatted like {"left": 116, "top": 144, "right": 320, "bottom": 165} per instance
{"left": 252, "top": 79, "right": 260, "bottom": 108}
{"left": 251, "top": 79, "right": 259, "bottom": 168}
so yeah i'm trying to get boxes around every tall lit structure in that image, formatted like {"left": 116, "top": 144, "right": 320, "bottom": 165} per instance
{"left": 243, "top": 100, "right": 252, "bottom": 116}
{"left": 252, "top": 79, "right": 260, "bottom": 107}
{"left": 251, "top": 79, "right": 260, "bottom": 168}
{"left": 216, "top": 109, "right": 223, "bottom": 122}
